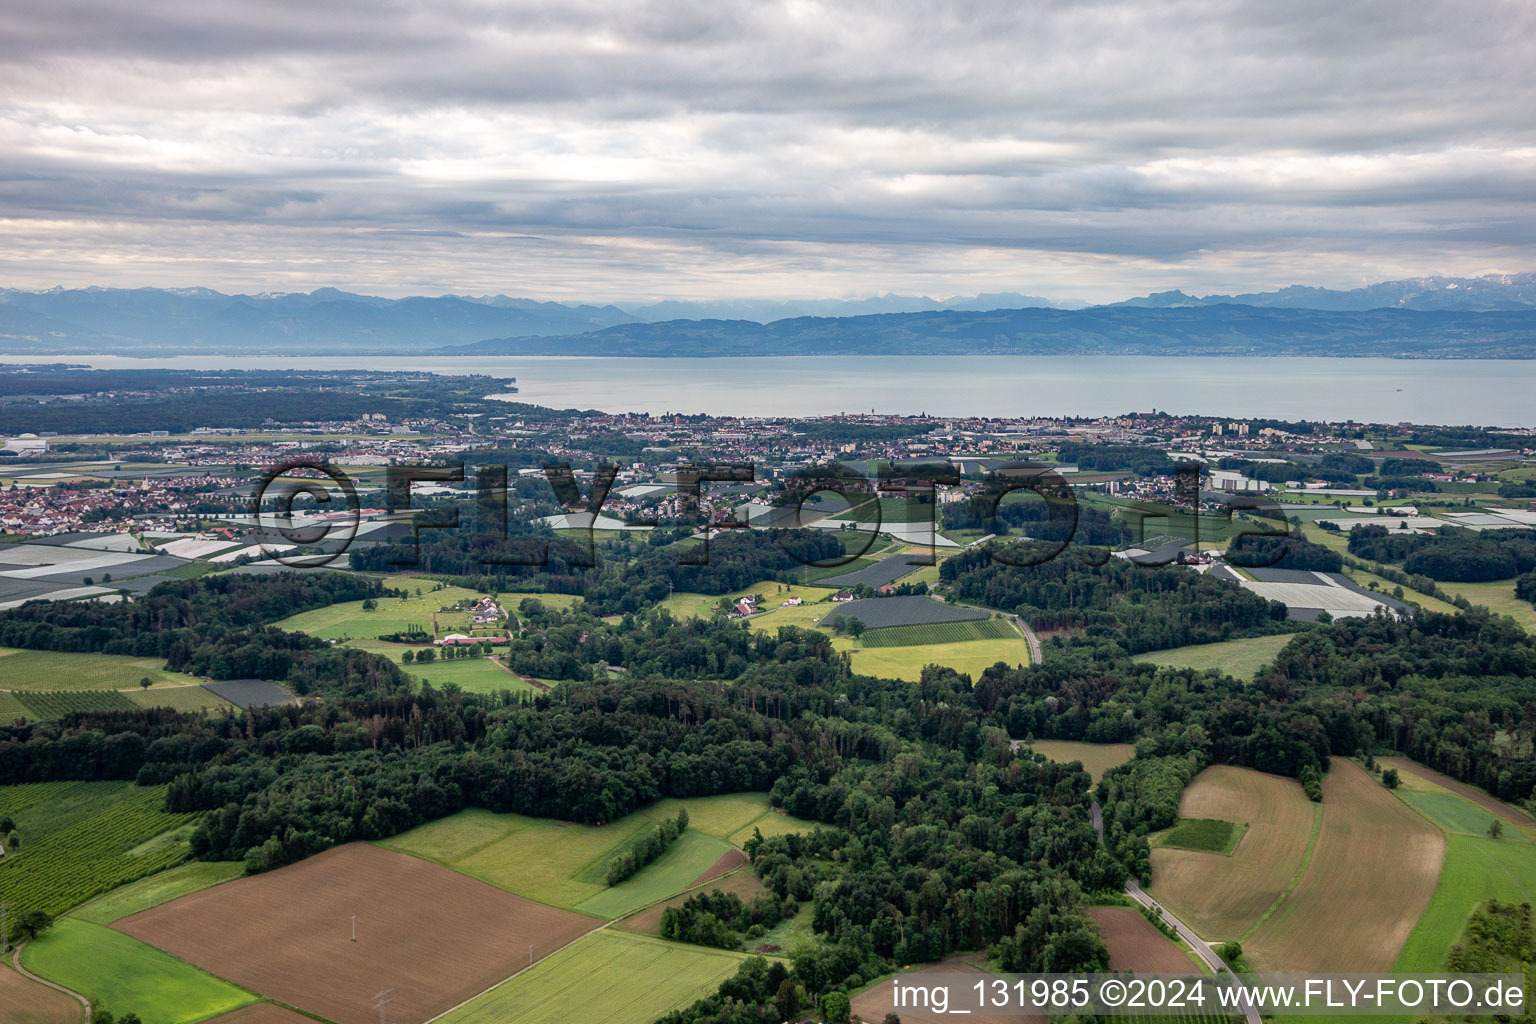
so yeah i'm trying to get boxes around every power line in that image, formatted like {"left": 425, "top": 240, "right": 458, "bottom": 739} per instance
{"left": 373, "top": 987, "right": 392, "bottom": 1024}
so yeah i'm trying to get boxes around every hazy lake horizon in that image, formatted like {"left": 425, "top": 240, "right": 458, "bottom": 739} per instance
{"left": 3, "top": 353, "right": 1534, "bottom": 426}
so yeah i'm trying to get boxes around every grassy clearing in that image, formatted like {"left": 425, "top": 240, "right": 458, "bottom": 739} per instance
{"left": 839, "top": 636, "right": 1030, "bottom": 682}
{"left": 1398, "top": 790, "right": 1530, "bottom": 840}
{"left": 72, "top": 860, "right": 246, "bottom": 925}
{"left": 436, "top": 930, "right": 748, "bottom": 1024}
{"left": 743, "top": 592, "right": 1031, "bottom": 680}
{"left": 380, "top": 793, "right": 813, "bottom": 917}
{"left": 1246, "top": 760, "right": 1444, "bottom": 972}
{"left": 1394, "top": 834, "right": 1536, "bottom": 971}
{"left": 1024, "top": 740, "right": 1135, "bottom": 783}
{"left": 1434, "top": 579, "right": 1536, "bottom": 632}
{"left": 572, "top": 831, "right": 733, "bottom": 918}
{"left": 1131, "top": 634, "right": 1297, "bottom": 679}
{"left": 273, "top": 583, "right": 487, "bottom": 640}
{"left": 21, "top": 919, "right": 255, "bottom": 1024}
{"left": 861, "top": 617, "right": 1018, "bottom": 647}
{"left": 0, "top": 648, "right": 191, "bottom": 691}
{"left": 1158, "top": 818, "right": 1247, "bottom": 855}
{"left": 406, "top": 657, "right": 538, "bottom": 694}
{"left": 1341, "top": 566, "right": 1462, "bottom": 615}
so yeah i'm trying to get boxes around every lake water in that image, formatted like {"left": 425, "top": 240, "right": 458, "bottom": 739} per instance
{"left": 3, "top": 353, "right": 1534, "bottom": 425}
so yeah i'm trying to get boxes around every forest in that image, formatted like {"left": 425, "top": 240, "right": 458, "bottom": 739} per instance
{"left": 1348, "top": 523, "right": 1536, "bottom": 581}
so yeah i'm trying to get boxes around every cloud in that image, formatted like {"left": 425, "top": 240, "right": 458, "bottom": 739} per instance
{"left": 0, "top": 0, "right": 1531, "bottom": 302}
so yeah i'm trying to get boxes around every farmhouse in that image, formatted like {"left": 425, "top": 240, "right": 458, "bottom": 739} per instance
{"left": 782, "top": 595, "right": 803, "bottom": 606}
{"left": 439, "top": 633, "right": 498, "bottom": 646}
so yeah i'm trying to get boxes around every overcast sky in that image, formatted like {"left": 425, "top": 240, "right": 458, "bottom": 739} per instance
{"left": 1, "top": 0, "right": 1532, "bottom": 303}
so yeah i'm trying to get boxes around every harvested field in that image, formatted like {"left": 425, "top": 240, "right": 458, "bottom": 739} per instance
{"left": 691, "top": 848, "right": 748, "bottom": 887}
{"left": 1245, "top": 759, "right": 1444, "bottom": 972}
{"left": 1148, "top": 766, "right": 1315, "bottom": 940}
{"left": 113, "top": 843, "right": 599, "bottom": 1024}
{"left": 0, "top": 962, "right": 82, "bottom": 1024}
{"left": 616, "top": 869, "right": 764, "bottom": 937}
{"left": 820, "top": 594, "right": 986, "bottom": 629}
{"left": 1087, "top": 907, "right": 1199, "bottom": 973}
{"left": 202, "top": 1006, "right": 316, "bottom": 1024}
{"left": 1025, "top": 740, "right": 1134, "bottom": 783}
{"left": 852, "top": 958, "right": 1047, "bottom": 1024}
{"left": 1380, "top": 757, "right": 1536, "bottom": 829}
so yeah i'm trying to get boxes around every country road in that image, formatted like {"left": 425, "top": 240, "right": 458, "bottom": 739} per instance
{"left": 1091, "top": 802, "right": 1261, "bottom": 1024}
{"left": 1014, "top": 615, "right": 1042, "bottom": 665}
{"left": 12, "top": 943, "right": 91, "bottom": 1023}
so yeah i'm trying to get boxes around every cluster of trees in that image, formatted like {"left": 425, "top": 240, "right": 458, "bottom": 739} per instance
{"left": 1445, "top": 899, "right": 1532, "bottom": 973}
{"left": 940, "top": 541, "right": 1289, "bottom": 654}
{"left": 608, "top": 807, "right": 689, "bottom": 886}
{"left": 1519, "top": 572, "right": 1536, "bottom": 607}
{"left": 1227, "top": 532, "right": 1342, "bottom": 572}
{"left": 938, "top": 491, "right": 1123, "bottom": 547}
{"left": 1056, "top": 443, "right": 1171, "bottom": 477}
{"left": 659, "top": 886, "right": 790, "bottom": 949}
{"left": 1348, "top": 524, "right": 1536, "bottom": 582}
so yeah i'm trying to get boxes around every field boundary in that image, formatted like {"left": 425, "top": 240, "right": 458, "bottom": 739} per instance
{"left": 422, "top": 862, "right": 770, "bottom": 1024}
{"left": 1240, "top": 801, "right": 1322, "bottom": 943}
{"left": 11, "top": 943, "right": 91, "bottom": 1024}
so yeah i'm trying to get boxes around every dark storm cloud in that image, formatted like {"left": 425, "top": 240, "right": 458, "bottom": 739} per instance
{"left": 0, "top": 0, "right": 1531, "bottom": 300}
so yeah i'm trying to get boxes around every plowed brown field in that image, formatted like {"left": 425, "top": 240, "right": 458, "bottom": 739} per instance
{"left": 114, "top": 843, "right": 599, "bottom": 1024}
{"left": 1246, "top": 759, "right": 1444, "bottom": 972}
{"left": 0, "top": 962, "right": 81, "bottom": 1024}
{"left": 850, "top": 957, "right": 1047, "bottom": 1024}
{"left": 1087, "top": 907, "right": 1198, "bottom": 974}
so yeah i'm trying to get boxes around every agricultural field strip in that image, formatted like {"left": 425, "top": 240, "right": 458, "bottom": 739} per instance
{"left": 425, "top": 868, "right": 773, "bottom": 1024}
{"left": 860, "top": 617, "right": 1019, "bottom": 647}
{"left": 431, "top": 930, "right": 751, "bottom": 1024}
{"left": 1243, "top": 760, "right": 1443, "bottom": 973}
{"left": 820, "top": 594, "right": 988, "bottom": 629}
{"left": 1148, "top": 767, "right": 1316, "bottom": 942}
{"left": 0, "top": 782, "right": 194, "bottom": 917}
{"left": 1238, "top": 804, "right": 1322, "bottom": 943}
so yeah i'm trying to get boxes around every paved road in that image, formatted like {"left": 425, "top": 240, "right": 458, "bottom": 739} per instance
{"left": 1014, "top": 616, "right": 1042, "bottom": 665}
{"left": 1090, "top": 801, "right": 1261, "bottom": 1024}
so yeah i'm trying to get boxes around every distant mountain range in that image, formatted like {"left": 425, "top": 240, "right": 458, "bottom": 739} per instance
{"left": 447, "top": 305, "right": 1536, "bottom": 359}
{"left": 0, "top": 286, "right": 635, "bottom": 354}
{"left": 1110, "top": 273, "right": 1536, "bottom": 311}
{"left": 1, "top": 273, "right": 1534, "bottom": 356}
